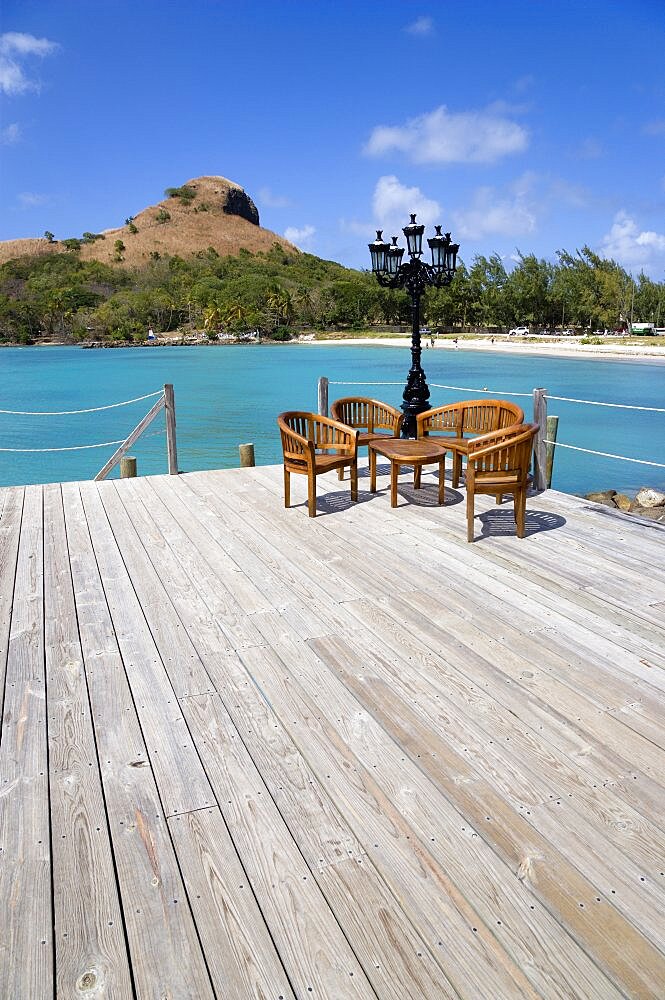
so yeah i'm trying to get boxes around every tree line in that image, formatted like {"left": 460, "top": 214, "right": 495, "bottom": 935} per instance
{"left": 0, "top": 242, "right": 662, "bottom": 344}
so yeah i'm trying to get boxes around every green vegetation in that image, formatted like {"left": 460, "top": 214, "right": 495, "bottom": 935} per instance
{"left": 43, "top": 231, "right": 55, "bottom": 243}
{"left": 0, "top": 241, "right": 663, "bottom": 344}
{"left": 165, "top": 185, "right": 196, "bottom": 205}
{"left": 61, "top": 238, "right": 82, "bottom": 253}
{"left": 82, "top": 232, "right": 105, "bottom": 244}
{"left": 155, "top": 208, "right": 171, "bottom": 224}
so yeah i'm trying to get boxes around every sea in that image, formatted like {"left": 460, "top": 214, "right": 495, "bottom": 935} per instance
{"left": 1, "top": 343, "right": 663, "bottom": 497}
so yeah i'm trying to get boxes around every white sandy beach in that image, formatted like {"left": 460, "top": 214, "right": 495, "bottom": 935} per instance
{"left": 307, "top": 335, "right": 665, "bottom": 363}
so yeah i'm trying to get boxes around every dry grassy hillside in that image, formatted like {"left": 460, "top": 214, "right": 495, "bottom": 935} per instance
{"left": 0, "top": 176, "right": 296, "bottom": 266}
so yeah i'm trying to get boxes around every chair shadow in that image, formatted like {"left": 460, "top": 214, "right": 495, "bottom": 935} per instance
{"left": 310, "top": 488, "right": 377, "bottom": 516}
{"left": 394, "top": 482, "right": 464, "bottom": 508}
{"left": 476, "top": 507, "right": 566, "bottom": 538}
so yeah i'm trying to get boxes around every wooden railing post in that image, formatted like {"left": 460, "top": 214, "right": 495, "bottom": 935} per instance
{"left": 164, "top": 383, "right": 178, "bottom": 475}
{"left": 318, "top": 376, "right": 329, "bottom": 417}
{"left": 532, "top": 387, "right": 547, "bottom": 490}
{"left": 545, "top": 414, "right": 559, "bottom": 489}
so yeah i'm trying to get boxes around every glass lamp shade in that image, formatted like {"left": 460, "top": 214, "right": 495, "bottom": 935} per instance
{"left": 427, "top": 225, "right": 449, "bottom": 272}
{"left": 447, "top": 239, "right": 459, "bottom": 275}
{"left": 386, "top": 238, "right": 405, "bottom": 276}
{"left": 403, "top": 213, "right": 425, "bottom": 257}
{"left": 368, "top": 230, "right": 390, "bottom": 273}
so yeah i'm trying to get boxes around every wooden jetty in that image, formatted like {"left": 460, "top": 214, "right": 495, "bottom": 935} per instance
{"left": 1, "top": 462, "right": 664, "bottom": 998}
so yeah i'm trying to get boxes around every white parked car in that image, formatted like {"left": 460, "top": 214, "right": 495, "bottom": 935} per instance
{"left": 508, "top": 326, "right": 529, "bottom": 336}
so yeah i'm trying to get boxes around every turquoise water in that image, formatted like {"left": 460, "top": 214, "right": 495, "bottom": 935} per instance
{"left": 1, "top": 344, "right": 663, "bottom": 495}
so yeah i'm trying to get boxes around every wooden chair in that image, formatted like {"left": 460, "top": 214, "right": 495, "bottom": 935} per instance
{"left": 277, "top": 411, "right": 358, "bottom": 517}
{"left": 416, "top": 399, "right": 524, "bottom": 489}
{"left": 465, "top": 423, "right": 538, "bottom": 541}
{"left": 330, "top": 397, "right": 403, "bottom": 479}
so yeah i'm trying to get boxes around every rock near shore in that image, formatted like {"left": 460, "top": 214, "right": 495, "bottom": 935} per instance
{"left": 585, "top": 486, "right": 665, "bottom": 523}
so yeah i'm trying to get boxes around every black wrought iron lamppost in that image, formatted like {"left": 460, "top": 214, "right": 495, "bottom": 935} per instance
{"left": 369, "top": 214, "right": 459, "bottom": 438}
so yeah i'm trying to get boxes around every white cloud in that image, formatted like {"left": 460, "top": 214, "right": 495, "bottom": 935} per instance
{"left": 452, "top": 174, "right": 537, "bottom": 239}
{"left": 364, "top": 104, "right": 528, "bottom": 164}
{"left": 17, "top": 191, "right": 49, "bottom": 207}
{"left": 0, "top": 31, "right": 58, "bottom": 95}
{"left": 643, "top": 120, "right": 665, "bottom": 137}
{"left": 600, "top": 210, "right": 665, "bottom": 266}
{"left": 258, "top": 186, "right": 290, "bottom": 209}
{"left": 1, "top": 122, "right": 21, "bottom": 144}
{"left": 575, "top": 137, "right": 603, "bottom": 159}
{"left": 339, "top": 218, "right": 374, "bottom": 238}
{"left": 372, "top": 175, "right": 440, "bottom": 236}
{"left": 284, "top": 224, "right": 315, "bottom": 249}
{"left": 405, "top": 16, "right": 434, "bottom": 36}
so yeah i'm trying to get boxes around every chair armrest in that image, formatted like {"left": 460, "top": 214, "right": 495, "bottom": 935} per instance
{"left": 312, "top": 415, "right": 359, "bottom": 455}
{"left": 467, "top": 423, "right": 535, "bottom": 461}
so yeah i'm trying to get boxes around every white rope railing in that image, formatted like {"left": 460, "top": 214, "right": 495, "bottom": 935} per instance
{"left": 0, "top": 428, "right": 165, "bottom": 454}
{"left": 430, "top": 383, "right": 531, "bottom": 398}
{"left": 544, "top": 394, "right": 665, "bottom": 413}
{"left": 328, "top": 380, "right": 532, "bottom": 398}
{"left": 544, "top": 440, "right": 665, "bottom": 469}
{"left": 327, "top": 379, "right": 664, "bottom": 410}
{"left": 0, "top": 389, "right": 163, "bottom": 416}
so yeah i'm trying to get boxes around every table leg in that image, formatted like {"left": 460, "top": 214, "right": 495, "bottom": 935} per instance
{"left": 414, "top": 464, "right": 421, "bottom": 489}
{"left": 391, "top": 461, "right": 398, "bottom": 507}
{"left": 369, "top": 447, "right": 376, "bottom": 493}
{"left": 438, "top": 455, "right": 446, "bottom": 505}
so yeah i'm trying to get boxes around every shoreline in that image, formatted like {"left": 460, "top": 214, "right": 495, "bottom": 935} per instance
{"left": 4, "top": 335, "right": 665, "bottom": 364}
{"left": 303, "top": 336, "right": 665, "bottom": 364}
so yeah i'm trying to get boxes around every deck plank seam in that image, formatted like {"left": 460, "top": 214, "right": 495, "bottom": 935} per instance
{"left": 105, "top": 478, "right": 373, "bottom": 997}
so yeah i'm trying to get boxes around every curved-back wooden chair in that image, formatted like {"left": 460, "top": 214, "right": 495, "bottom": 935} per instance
{"left": 277, "top": 411, "right": 358, "bottom": 517}
{"left": 330, "top": 397, "right": 403, "bottom": 480}
{"left": 465, "top": 422, "right": 538, "bottom": 541}
{"left": 416, "top": 399, "right": 524, "bottom": 488}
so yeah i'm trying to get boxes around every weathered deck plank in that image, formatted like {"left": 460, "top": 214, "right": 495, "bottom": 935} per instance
{"left": 1, "top": 462, "right": 664, "bottom": 999}
{"left": 0, "top": 485, "right": 51, "bottom": 999}
{"left": 61, "top": 482, "right": 215, "bottom": 998}
{"left": 44, "top": 484, "right": 132, "bottom": 998}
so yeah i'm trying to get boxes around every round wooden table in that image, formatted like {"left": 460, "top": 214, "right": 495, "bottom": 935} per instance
{"left": 368, "top": 438, "right": 447, "bottom": 507}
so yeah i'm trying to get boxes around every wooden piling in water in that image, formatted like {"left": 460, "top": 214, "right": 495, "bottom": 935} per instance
{"left": 532, "top": 387, "right": 547, "bottom": 490}
{"left": 120, "top": 456, "right": 137, "bottom": 478}
{"left": 239, "top": 443, "right": 255, "bottom": 468}
{"left": 164, "top": 382, "right": 178, "bottom": 475}
{"left": 318, "top": 376, "right": 329, "bottom": 417}
{"left": 545, "top": 414, "right": 559, "bottom": 489}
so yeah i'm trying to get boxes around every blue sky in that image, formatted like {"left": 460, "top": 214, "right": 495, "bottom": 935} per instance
{"left": 2, "top": 0, "right": 665, "bottom": 276}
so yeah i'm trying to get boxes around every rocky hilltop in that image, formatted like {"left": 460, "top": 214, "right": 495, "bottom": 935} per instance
{"left": 0, "top": 176, "right": 296, "bottom": 267}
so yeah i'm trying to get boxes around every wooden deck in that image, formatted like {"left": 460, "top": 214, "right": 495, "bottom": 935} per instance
{"left": 1, "top": 461, "right": 665, "bottom": 999}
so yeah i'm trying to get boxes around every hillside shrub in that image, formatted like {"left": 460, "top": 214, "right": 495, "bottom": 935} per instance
{"left": 156, "top": 208, "right": 171, "bottom": 224}
{"left": 165, "top": 186, "right": 196, "bottom": 205}
{"left": 61, "top": 238, "right": 82, "bottom": 252}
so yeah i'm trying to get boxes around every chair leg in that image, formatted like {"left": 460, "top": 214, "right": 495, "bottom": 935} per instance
{"left": 516, "top": 488, "right": 527, "bottom": 537}
{"left": 466, "top": 485, "right": 475, "bottom": 542}
{"left": 438, "top": 457, "right": 446, "bottom": 505}
{"left": 338, "top": 468, "right": 344, "bottom": 481}
{"left": 350, "top": 461, "right": 358, "bottom": 502}
{"left": 283, "top": 468, "right": 290, "bottom": 508}
{"left": 453, "top": 453, "right": 462, "bottom": 489}
{"left": 390, "top": 462, "right": 398, "bottom": 508}
{"left": 369, "top": 447, "right": 377, "bottom": 493}
{"left": 308, "top": 472, "right": 317, "bottom": 518}
{"left": 496, "top": 493, "right": 503, "bottom": 505}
